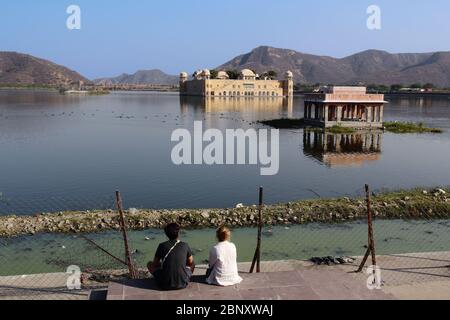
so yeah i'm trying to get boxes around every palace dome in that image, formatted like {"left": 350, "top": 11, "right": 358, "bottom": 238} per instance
{"left": 240, "top": 69, "right": 255, "bottom": 77}
{"left": 217, "top": 71, "right": 229, "bottom": 79}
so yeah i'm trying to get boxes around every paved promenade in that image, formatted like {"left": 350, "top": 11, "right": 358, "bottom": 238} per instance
{"left": 1, "top": 251, "right": 449, "bottom": 300}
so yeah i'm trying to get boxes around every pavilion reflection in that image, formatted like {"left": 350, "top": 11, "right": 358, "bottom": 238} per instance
{"left": 303, "top": 130, "right": 382, "bottom": 167}
{"left": 180, "top": 96, "right": 293, "bottom": 116}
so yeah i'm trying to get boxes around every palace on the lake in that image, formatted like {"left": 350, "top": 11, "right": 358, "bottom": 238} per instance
{"left": 179, "top": 69, "right": 294, "bottom": 97}
{"left": 303, "top": 86, "right": 387, "bottom": 128}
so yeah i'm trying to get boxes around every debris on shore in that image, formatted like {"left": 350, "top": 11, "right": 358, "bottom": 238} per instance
{"left": 310, "top": 256, "right": 356, "bottom": 266}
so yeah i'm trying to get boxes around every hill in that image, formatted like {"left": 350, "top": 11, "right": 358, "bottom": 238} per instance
{"left": 217, "top": 46, "right": 450, "bottom": 86}
{"left": 0, "top": 52, "right": 89, "bottom": 86}
{"left": 94, "top": 69, "right": 178, "bottom": 86}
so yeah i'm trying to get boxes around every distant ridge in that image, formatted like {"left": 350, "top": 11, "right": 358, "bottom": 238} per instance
{"left": 3, "top": 48, "right": 450, "bottom": 88}
{"left": 0, "top": 52, "right": 89, "bottom": 86}
{"left": 217, "top": 46, "right": 450, "bottom": 87}
{"left": 94, "top": 69, "right": 178, "bottom": 86}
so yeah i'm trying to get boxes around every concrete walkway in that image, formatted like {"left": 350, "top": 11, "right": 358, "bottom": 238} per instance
{"left": 1, "top": 251, "right": 449, "bottom": 300}
{"left": 106, "top": 268, "right": 392, "bottom": 300}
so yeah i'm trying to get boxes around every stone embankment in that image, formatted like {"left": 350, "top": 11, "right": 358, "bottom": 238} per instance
{"left": 1, "top": 188, "right": 449, "bottom": 237}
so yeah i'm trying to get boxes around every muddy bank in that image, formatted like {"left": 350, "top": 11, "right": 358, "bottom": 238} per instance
{"left": 1, "top": 188, "right": 449, "bottom": 237}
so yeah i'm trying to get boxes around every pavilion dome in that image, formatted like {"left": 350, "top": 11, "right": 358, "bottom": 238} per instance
{"left": 285, "top": 71, "right": 293, "bottom": 78}
{"left": 240, "top": 69, "right": 255, "bottom": 77}
{"left": 217, "top": 71, "right": 229, "bottom": 79}
{"left": 202, "top": 69, "right": 211, "bottom": 76}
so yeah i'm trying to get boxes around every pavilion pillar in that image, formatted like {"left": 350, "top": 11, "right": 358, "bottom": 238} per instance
{"left": 379, "top": 105, "right": 384, "bottom": 123}
{"left": 367, "top": 106, "right": 372, "bottom": 123}
{"left": 337, "top": 105, "right": 342, "bottom": 122}
{"left": 324, "top": 105, "right": 329, "bottom": 125}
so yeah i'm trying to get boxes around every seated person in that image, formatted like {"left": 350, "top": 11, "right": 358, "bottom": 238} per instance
{"left": 206, "top": 226, "right": 243, "bottom": 286}
{"left": 147, "top": 223, "right": 195, "bottom": 290}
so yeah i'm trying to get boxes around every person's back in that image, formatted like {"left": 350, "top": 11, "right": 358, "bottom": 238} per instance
{"left": 154, "top": 240, "right": 192, "bottom": 289}
{"left": 206, "top": 227, "right": 243, "bottom": 287}
{"left": 148, "top": 223, "right": 195, "bottom": 290}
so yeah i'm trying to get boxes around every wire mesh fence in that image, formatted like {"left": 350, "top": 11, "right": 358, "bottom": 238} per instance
{"left": 0, "top": 185, "right": 449, "bottom": 300}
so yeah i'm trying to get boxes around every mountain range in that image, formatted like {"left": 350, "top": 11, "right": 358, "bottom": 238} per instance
{"left": 2, "top": 47, "right": 450, "bottom": 87}
{"left": 0, "top": 52, "right": 89, "bottom": 86}
{"left": 93, "top": 69, "right": 179, "bottom": 86}
{"left": 217, "top": 46, "right": 450, "bottom": 87}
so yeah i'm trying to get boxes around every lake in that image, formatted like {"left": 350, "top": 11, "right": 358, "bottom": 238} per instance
{"left": 2, "top": 219, "right": 449, "bottom": 276}
{"left": 1, "top": 90, "right": 450, "bottom": 215}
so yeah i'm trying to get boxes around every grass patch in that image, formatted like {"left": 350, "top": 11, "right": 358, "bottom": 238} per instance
{"left": 384, "top": 121, "right": 443, "bottom": 134}
{"left": 326, "top": 125, "right": 357, "bottom": 134}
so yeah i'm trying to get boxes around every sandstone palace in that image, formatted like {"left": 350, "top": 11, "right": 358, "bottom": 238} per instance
{"left": 179, "top": 69, "right": 294, "bottom": 97}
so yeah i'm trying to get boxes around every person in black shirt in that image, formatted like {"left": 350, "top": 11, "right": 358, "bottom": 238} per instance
{"left": 147, "top": 223, "right": 195, "bottom": 290}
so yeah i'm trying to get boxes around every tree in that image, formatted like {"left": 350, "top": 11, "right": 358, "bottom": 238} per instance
{"left": 423, "top": 83, "right": 434, "bottom": 89}
{"left": 210, "top": 69, "right": 218, "bottom": 79}
{"left": 390, "top": 84, "right": 403, "bottom": 92}
{"left": 262, "top": 70, "right": 278, "bottom": 79}
{"left": 410, "top": 83, "right": 423, "bottom": 89}
{"left": 226, "top": 70, "right": 240, "bottom": 80}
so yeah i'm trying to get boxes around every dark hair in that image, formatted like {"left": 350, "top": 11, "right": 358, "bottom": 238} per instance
{"left": 164, "top": 223, "right": 180, "bottom": 240}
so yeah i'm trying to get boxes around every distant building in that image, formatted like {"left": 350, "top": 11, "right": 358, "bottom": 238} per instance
{"left": 179, "top": 69, "right": 294, "bottom": 97}
{"left": 303, "top": 86, "right": 387, "bottom": 128}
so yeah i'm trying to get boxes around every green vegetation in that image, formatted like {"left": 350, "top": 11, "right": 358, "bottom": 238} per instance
{"left": 326, "top": 125, "right": 357, "bottom": 134}
{"left": 225, "top": 70, "right": 240, "bottom": 80}
{"left": 210, "top": 69, "right": 218, "bottom": 79}
{"left": 260, "top": 120, "right": 357, "bottom": 134}
{"left": 87, "top": 90, "right": 110, "bottom": 95}
{"left": 384, "top": 121, "right": 443, "bottom": 134}
{"left": 261, "top": 70, "right": 278, "bottom": 79}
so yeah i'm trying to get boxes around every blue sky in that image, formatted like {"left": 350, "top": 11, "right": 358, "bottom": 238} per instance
{"left": 1, "top": 0, "right": 450, "bottom": 79}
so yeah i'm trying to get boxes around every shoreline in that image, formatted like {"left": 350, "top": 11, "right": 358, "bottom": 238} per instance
{"left": 1, "top": 187, "right": 449, "bottom": 237}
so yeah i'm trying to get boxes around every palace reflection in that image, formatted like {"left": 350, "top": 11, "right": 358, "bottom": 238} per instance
{"left": 180, "top": 96, "right": 294, "bottom": 116}
{"left": 303, "top": 131, "right": 382, "bottom": 167}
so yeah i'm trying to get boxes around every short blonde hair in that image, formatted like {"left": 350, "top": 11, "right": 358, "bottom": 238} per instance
{"left": 216, "top": 226, "right": 231, "bottom": 242}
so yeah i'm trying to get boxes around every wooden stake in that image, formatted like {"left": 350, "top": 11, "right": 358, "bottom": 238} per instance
{"left": 357, "top": 184, "right": 377, "bottom": 272}
{"left": 116, "top": 191, "right": 137, "bottom": 279}
{"left": 250, "top": 187, "right": 264, "bottom": 273}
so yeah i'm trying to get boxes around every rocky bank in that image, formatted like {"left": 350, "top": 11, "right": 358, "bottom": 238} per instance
{"left": 1, "top": 188, "right": 449, "bottom": 237}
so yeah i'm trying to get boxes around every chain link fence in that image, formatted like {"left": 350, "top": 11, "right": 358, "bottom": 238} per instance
{"left": 1, "top": 185, "right": 449, "bottom": 299}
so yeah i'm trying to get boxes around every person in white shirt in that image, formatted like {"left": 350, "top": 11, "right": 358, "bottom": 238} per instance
{"left": 206, "top": 226, "right": 243, "bottom": 286}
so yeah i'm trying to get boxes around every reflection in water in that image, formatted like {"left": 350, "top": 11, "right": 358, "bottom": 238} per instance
{"left": 180, "top": 96, "right": 293, "bottom": 116}
{"left": 1, "top": 90, "right": 450, "bottom": 214}
{"left": 303, "top": 131, "right": 382, "bottom": 167}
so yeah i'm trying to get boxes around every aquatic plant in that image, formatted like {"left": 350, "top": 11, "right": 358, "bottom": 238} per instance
{"left": 384, "top": 121, "right": 443, "bottom": 134}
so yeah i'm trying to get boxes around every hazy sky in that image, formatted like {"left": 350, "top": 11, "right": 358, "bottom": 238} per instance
{"left": 1, "top": 0, "right": 450, "bottom": 79}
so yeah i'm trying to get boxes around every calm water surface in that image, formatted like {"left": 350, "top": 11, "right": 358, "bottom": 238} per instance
{"left": 1, "top": 90, "right": 450, "bottom": 214}
{"left": 1, "top": 219, "right": 449, "bottom": 275}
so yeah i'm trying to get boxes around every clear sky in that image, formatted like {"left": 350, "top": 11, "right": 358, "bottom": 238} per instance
{"left": 1, "top": 0, "right": 450, "bottom": 79}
